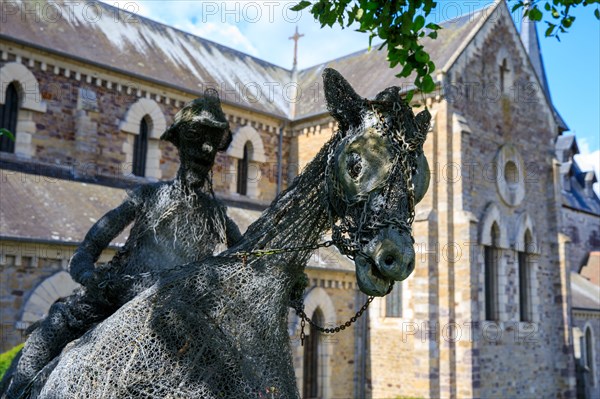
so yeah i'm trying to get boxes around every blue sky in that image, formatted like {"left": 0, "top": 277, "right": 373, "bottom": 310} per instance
{"left": 107, "top": 0, "right": 599, "bottom": 169}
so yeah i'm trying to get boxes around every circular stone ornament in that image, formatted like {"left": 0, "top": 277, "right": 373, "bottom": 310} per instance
{"left": 495, "top": 144, "right": 525, "bottom": 207}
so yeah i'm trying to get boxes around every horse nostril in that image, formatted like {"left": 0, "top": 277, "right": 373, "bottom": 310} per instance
{"left": 384, "top": 255, "right": 395, "bottom": 266}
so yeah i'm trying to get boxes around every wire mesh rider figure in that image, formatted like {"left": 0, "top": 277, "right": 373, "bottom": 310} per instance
{"left": 2, "top": 89, "right": 243, "bottom": 398}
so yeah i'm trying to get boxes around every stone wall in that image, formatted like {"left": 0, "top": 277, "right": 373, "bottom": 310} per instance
{"left": 0, "top": 240, "right": 116, "bottom": 352}
{"left": 0, "top": 44, "right": 291, "bottom": 203}
{"left": 448, "top": 12, "right": 574, "bottom": 399}
{"left": 572, "top": 312, "right": 600, "bottom": 399}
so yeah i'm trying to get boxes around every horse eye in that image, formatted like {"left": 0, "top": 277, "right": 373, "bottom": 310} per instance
{"left": 346, "top": 152, "right": 363, "bottom": 180}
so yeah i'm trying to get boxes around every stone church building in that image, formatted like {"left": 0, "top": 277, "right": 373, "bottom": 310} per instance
{"left": 1, "top": 0, "right": 598, "bottom": 398}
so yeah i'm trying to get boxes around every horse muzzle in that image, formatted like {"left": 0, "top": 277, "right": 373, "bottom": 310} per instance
{"left": 354, "top": 226, "right": 415, "bottom": 296}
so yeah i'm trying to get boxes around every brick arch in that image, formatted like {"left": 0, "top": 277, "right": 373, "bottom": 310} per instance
{"left": 119, "top": 98, "right": 165, "bottom": 180}
{"left": 227, "top": 125, "right": 266, "bottom": 163}
{"left": 19, "top": 271, "right": 79, "bottom": 328}
{"left": 119, "top": 98, "right": 166, "bottom": 139}
{"left": 480, "top": 202, "right": 509, "bottom": 248}
{"left": 514, "top": 212, "right": 539, "bottom": 253}
{"left": 0, "top": 62, "right": 46, "bottom": 113}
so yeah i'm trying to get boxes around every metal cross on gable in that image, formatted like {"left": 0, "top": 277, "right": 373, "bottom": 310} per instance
{"left": 289, "top": 26, "right": 304, "bottom": 68}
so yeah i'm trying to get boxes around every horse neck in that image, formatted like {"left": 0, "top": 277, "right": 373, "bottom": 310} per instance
{"left": 239, "top": 135, "right": 340, "bottom": 273}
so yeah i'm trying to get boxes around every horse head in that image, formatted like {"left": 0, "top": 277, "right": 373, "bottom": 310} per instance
{"left": 323, "top": 68, "right": 430, "bottom": 296}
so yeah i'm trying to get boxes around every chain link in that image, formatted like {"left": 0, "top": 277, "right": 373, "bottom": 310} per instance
{"left": 294, "top": 282, "right": 394, "bottom": 346}
{"left": 232, "top": 240, "right": 334, "bottom": 264}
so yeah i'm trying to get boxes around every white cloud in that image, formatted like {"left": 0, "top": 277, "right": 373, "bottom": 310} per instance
{"left": 175, "top": 21, "right": 260, "bottom": 56}
{"left": 575, "top": 150, "right": 600, "bottom": 176}
{"left": 575, "top": 150, "right": 600, "bottom": 196}
{"left": 101, "top": 0, "right": 373, "bottom": 69}
{"left": 578, "top": 137, "right": 592, "bottom": 156}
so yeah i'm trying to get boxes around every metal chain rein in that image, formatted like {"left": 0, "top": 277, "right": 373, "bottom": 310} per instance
{"left": 295, "top": 282, "right": 394, "bottom": 346}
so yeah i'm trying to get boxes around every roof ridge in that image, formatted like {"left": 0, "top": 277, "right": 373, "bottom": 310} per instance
{"left": 298, "top": 1, "right": 498, "bottom": 74}
{"left": 441, "top": 0, "right": 503, "bottom": 72}
{"left": 298, "top": 46, "right": 375, "bottom": 73}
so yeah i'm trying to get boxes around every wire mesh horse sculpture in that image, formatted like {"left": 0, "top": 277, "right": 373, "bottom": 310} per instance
{"left": 32, "top": 68, "right": 430, "bottom": 398}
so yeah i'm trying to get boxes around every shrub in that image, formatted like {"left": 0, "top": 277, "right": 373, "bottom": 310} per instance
{"left": 0, "top": 344, "right": 24, "bottom": 380}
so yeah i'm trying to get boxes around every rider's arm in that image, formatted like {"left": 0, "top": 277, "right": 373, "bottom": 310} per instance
{"left": 68, "top": 197, "right": 137, "bottom": 285}
{"left": 225, "top": 216, "right": 243, "bottom": 247}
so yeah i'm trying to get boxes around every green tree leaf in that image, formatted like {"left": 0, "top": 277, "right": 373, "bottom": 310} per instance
{"left": 0, "top": 128, "right": 15, "bottom": 141}
{"left": 421, "top": 75, "right": 436, "bottom": 92}
{"left": 529, "top": 7, "right": 543, "bottom": 21}
{"left": 512, "top": 1, "right": 525, "bottom": 12}
{"left": 413, "top": 15, "right": 426, "bottom": 31}
{"left": 415, "top": 50, "right": 430, "bottom": 63}
{"left": 290, "top": 0, "right": 311, "bottom": 12}
{"left": 298, "top": 0, "right": 593, "bottom": 95}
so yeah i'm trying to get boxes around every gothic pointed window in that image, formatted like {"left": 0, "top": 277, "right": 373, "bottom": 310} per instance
{"left": 0, "top": 83, "right": 19, "bottom": 153}
{"left": 385, "top": 283, "right": 402, "bottom": 318}
{"left": 584, "top": 327, "right": 595, "bottom": 385}
{"left": 303, "top": 308, "right": 323, "bottom": 399}
{"left": 237, "top": 141, "right": 251, "bottom": 196}
{"left": 132, "top": 116, "right": 149, "bottom": 177}
{"left": 485, "top": 223, "right": 500, "bottom": 321}
{"left": 519, "top": 230, "right": 533, "bottom": 322}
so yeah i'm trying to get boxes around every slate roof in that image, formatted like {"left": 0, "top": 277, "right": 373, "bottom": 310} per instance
{"left": 562, "top": 175, "right": 600, "bottom": 215}
{"left": 0, "top": 168, "right": 353, "bottom": 270}
{"left": 0, "top": 0, "right": 293, "bottom": 117}
{"left": 0, "top": 0, "right": 493, "bottom": 121}
{"left": 571, "top": 272, "right": 600, "bottom": 312}
{"left": 0, "top": 168, "right": 131, "bottom": 245}
{"left": 556, "top": 135, "right": 579, "bottom": 155}
{"left": 555, "top": 136, "right": 600, "bottom": 215}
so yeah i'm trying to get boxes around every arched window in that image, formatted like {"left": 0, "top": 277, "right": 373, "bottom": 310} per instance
{"left": 237, "top": 141, "right": 251, "bottom": 196}
{"left": 519, "top": 230, "right": 533, "bottom": 322}
{"left": 385, "top": 283, "right": 402, "bottom": 318}
{"left": 227, "top": 126, "right": 266, "bottom": 199}
{"left": 485, "top": 223, "right": 500, "bottom": 321}
{"left": 584, "top": 327, "right": 595, "bottom": 384}
{"left": 132, "top": 116, "right": 149, "bottom": 177}
{"left": 0, "top": 82, "right": 19, "bottom": 153}
{"left": 303, "top": 308, "right": 323, "bottom": 399}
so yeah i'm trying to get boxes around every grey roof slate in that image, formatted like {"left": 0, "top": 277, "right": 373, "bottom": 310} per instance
{"left": 558, "top": 157, "right": 600, "bottom": 215}
{"left": 1, "top": 168, "right": 131, "bottom": 245}
{"left": 556, "top": 135, "right": 578, "bottom": 151}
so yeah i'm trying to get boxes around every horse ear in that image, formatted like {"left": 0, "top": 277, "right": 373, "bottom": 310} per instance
{"left": 415, "top": 109, "right": 431, "bottom": 137}
{"left": 413, "top": 153, "right": 430, "bottom": 204}
{"left": 323, "top": 68, "right": 363, "bottom": 130}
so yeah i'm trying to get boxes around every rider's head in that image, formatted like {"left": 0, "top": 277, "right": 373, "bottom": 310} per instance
{"left": 161, "top": 89, "right": 232, "bottom": 178}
